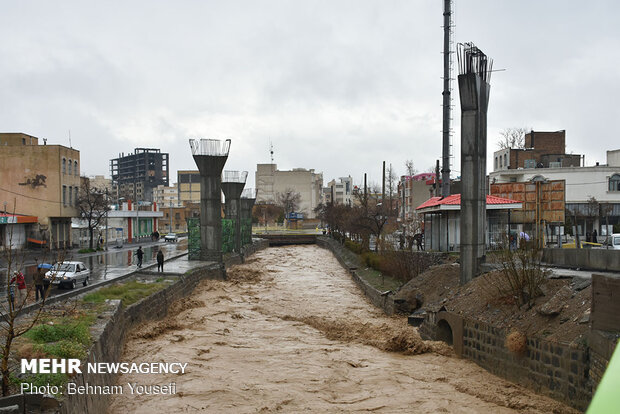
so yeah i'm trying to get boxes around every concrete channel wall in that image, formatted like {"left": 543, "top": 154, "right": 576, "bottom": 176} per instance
{"left": 316, "top": 237, "right": 395, "bottom": 315}
{"left": 543, "top": 248, "right": 620, "bottom": 272}
{"left": 1, "top": 240, "right": 268, "bottom": 414}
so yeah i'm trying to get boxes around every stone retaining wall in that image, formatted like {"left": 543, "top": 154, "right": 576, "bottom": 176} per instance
{"left": 420, "top": 310, "right": 593, "bottom": 411}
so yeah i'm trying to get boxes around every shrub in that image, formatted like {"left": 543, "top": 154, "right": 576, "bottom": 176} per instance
{"left": 483, "top": 240, "right": 549, "bottom": 309}
{"left": 344, "top": 240, "right": 365, "bottom": 255}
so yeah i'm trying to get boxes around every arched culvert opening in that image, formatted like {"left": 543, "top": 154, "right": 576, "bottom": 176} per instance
{"left": 437, "top": 319, "right": 453, "bottom": 346}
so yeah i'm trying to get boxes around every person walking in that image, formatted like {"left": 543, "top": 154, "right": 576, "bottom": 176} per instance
{"left": 10, "top": 271, "right": 27, "bottom": 307}
{"left": 136, "top": 246, "right": 144, "bottom": 268}
{"left": 157, "top": 250, "right": 164, "bottom": 272}
{"left": 34, "top": 267, "right": 45, "bottom": 302}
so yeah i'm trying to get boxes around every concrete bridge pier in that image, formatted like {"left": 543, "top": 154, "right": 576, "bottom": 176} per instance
{"left": 222, "top": 171, "right": 248, "bottom": 254}
{"left": 240, "top": 188, "right": 257, "bottom": 246}
{"left": 189, "top": 139, "right": 231, "bottom": 262}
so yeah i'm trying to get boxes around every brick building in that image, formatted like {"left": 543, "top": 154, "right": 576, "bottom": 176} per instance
{"left": 493, "top": 130, "right": 581, "bottom": 171}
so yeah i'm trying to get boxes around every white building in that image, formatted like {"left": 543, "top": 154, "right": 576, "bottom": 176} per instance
{"left": 153, "top": 183, "right": 181, "bottom": 208}
{"left": 324, "top": 176, "right": 353, "bottom": 206}
{"left": 255, "top": 164, "right": 323, "bottom": 218}
{"left": 490, "top": 149, "right": 620, "bottom": 237}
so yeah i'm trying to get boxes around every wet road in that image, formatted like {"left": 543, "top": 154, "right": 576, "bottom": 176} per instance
{"left": 0, "top": 239, "right": 188, "bottom": 299}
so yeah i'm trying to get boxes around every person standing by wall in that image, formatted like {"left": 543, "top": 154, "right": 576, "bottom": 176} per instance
{"left": 157, "top": 250, "right": 164, "bottom": 272}
{"left": 34, "top": 267, "right": 45, "bottom": 302}
{"left": 136, "top": 246, "right": 144, "bottom": 268}
{"left": 10, "top": 271, "right": 26, "bottom": 307}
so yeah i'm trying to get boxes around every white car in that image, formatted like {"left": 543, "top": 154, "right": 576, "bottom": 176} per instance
{"left": 164, "top": 233, "right": 178, "bottom": 242}
{"left": 603, "top": 234, "right": 620, "bottom": 250}
{"left": 44, "top": 261, "right": 91, "bottom": 289}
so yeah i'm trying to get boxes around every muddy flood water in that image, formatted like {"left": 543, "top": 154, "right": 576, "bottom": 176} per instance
{"left": 108, "top": 245, "right": 574, "bottom": 413}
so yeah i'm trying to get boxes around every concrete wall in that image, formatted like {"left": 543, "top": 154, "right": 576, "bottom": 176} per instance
{"left": 419, "top": 311, "right": 592, "bottom": 411}
{"left": 317, "top": 237, "right": 395, "bottom": 315}
{"left": 542, "top": 248, "right": 620, "bottom": 272}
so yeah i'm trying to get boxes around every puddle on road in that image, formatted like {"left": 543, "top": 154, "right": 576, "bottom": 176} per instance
{"left": 109, "top": 245, "right": 574, "bottom": 414}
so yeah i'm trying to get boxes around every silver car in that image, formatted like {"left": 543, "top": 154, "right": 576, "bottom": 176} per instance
{"left": 44, "top": 261, "right": 91, "bottom": 289}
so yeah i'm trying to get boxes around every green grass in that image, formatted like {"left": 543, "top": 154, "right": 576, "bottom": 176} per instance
{"left": 82, "top": 280, "right": 170, "bottom": 307}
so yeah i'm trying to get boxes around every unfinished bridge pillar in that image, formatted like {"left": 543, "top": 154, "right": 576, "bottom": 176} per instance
{"left": 189, "top": 139, "right": 230, "bottom": 262}
{"left": 240, "top": 188, "right": 257, "bottom": 246}
{"left": 457, "top": 43, "right": 492, "bottom": 285}
{"left": 222, "top": 171, "right": 248, "bottom": 253}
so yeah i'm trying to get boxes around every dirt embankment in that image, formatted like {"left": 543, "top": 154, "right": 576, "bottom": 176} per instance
{"left": 394, "top": 261, "right": 591, "bottom": 344}
{"left": 108, "top": 246, "right": 576, "bottom": 414}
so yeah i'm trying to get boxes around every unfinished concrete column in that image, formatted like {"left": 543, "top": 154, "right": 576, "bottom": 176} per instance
{"left": 222, "top": 170, "right": 248, "bottom": 253}
{"left": 457, "top": 42, "right": 492, "bottom": 284}
{"left": 189, "top": 139, "right": 230, "bottom": 262}
{"left": 240, "top": 188, "right": 257, "bottom": 246}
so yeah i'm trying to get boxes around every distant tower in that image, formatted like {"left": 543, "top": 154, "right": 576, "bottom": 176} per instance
{"left": 441, "top": 0, "right": 454, "bottom": 198}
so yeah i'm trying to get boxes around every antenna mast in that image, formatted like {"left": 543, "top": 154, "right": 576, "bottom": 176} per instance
{"left": 441, "top": 0, "right": 454, "bottom": 197}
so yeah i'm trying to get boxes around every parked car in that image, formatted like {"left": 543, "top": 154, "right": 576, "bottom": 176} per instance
{"left": 164, "top": 233, "right": 178, "bottom": 242}
{"left": 44, "top": 261, "right": 91, "bottom": 289}
{"left": 602, "top": 234, "right": 620, "bottom": 250}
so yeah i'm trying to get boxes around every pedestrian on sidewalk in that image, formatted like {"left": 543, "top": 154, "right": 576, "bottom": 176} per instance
{"left": 136, "top": 246, "right": 144, "bottom": 268}
{"left": 157, "top": 250, "right": 164, "bottom": 272}
{"left": 10, "top": 271, "right": 26, "bottom": 307}
{"left": 34, "top": 267, "right": 45, "bottom": 302}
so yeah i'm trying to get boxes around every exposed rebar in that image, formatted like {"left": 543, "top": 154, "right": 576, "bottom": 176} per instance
{"left": 222, "top": 170, "right": 248, "bottom": 184}
{"left": 189, "top": 138, "right": 231, "bottom": 156}
{"left": 457, "top": 42, "right": 493, "bottom": 82}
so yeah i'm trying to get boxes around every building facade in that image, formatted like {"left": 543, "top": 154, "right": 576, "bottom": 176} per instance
{"left": 178, "top": 170, "right": 201, "bottom": 204}
{"left": 0, "top": 133, "right": 80, "bottom": 249}
{"left": 493, "top": 130, "right": 581, "bottom": 171}
{"left": 153, "top": 183, "right": 180, "bottom": 207}
{"left": 490, "top": 149, "right": 620, "bottom": 239}
{"left": 110, "top": 148, "right": 169, "bottom": 203}
{"left": 255, "top": 164, "right": 323, "bottom": 218}
{"left": 324, "top": 176, "right": 353, "bottom": 206}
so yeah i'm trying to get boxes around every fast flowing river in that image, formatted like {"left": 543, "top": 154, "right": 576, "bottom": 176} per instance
{"left": 108, "top": 245, "right": 573, "bottom": 413}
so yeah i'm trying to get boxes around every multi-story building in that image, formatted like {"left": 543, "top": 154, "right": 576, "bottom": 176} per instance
{"left": 110, "top": 148, "right": 169, "bottom": 203}
{"left": 153, "top": 183, "right": 180, "bottom": 208}
{"left": 324, "top": 176, "right": 353, "bottom": 206}
{"left": 493, "top": 130, "right": 581, "bottom": 171}
{"left": 255, "top": 164, "right": 323, "bottom": 218}
{"left": 88, "top": 175, "right": 112, "bottom": 193}
{"left": 177, "top": 170, "right": 201, "bottom": 204}
{"left": 397, "top": 173, "right": 437, "bottom": 222}
{"left": 0, "top": 133, "right": 80, "bottom": 249}
{"left": 490, "top": 148, "right": 620, "bottom": 239}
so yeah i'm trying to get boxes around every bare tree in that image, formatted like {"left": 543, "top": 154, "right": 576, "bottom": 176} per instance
{"left": 497, "top": 127, "right": 529, "bottom": 150}
{"left": 276, "top": 188, "right": 301, "bottom": 217}
{"left": 75, "top": 178, "right": 110, "bottom": 249}
{"left": 404, "top": 160, "right": 417, "bottom": 176}
{"left": 0, "top": 201, "right": 63, "bottom": 395}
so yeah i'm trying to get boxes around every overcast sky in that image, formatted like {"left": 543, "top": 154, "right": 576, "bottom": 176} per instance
{"left": 2, "top": 1, "right": 619, "bottom": 190}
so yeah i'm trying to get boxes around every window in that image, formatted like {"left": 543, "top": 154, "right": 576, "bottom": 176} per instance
{"left": 68, "top": 159, "right": 72, "bottom": 175}
{"left": 69, "top": 187, "right": 73, "bottom": 206}
{"left": 62, "top": 158, "right": 66, "bottom": 174}
{"left": 504, "top": 154, "right": 508, "bottom": 168}
{"left": 495, "top": 157, "right": 498, "bottom": 169}
{"left": 62, "top": 186, "right": 67, "bottom": 205}
{"left": 610, "top": 174, "right": 620, "bottom": 191}
{"left": 74, "top": 161, "right": 78, "bottom": 176}
{"left": 175, "top": 213, "right": 180, "bottom": 219}
{"left": 22, "top": 138, "right": 26, "bottom": 145}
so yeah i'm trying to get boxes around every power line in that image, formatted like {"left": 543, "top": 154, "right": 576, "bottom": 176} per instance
{"left": 0, "top": 187, "right": 62, "bottom": 204}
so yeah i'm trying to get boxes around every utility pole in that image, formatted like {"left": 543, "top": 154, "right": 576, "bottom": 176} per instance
{"left": 105, "top": 188, "right": 109, "bottom": 251}
{"left": 382, "top": 161, "right": 386, "bottom": 207}
{"left": 441, "top": 0, "right": 453, "bottom": 197}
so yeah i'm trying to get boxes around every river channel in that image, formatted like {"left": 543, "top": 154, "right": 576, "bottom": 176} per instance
{"left": 108, "top": 245, "right": 573, "bottom": 413}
